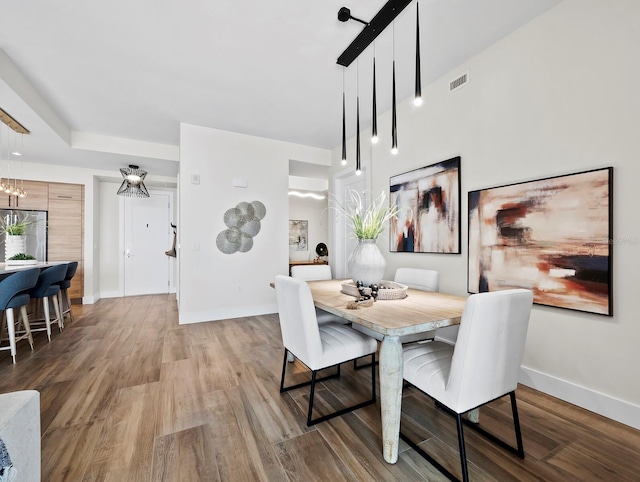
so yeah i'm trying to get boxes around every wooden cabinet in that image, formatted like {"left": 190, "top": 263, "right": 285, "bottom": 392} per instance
{"left": 16, "top": 181, "right": 49, "bottom": 210}
{"left": 48, "top": 183, "right": 84, "bottom": 301}
{"left": 0, "top": 180, "right": 49, "bottom": 210}
{"left": 48, "top": 183, "right": 82, "bottom": 202}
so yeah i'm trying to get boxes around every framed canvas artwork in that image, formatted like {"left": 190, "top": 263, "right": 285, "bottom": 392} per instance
{"left": 468, "top": 167, "right": 613, "bottom": 316}
{"left": 289, "top": 220, "right": 308, "bottom": 251}
{"left": 389, "top": 156, "right": 461, "bottom": 253}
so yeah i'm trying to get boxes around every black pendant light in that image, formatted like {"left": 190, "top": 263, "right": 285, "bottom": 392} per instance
{"left": 371, "top": 50, "right": 378, "bottom": 144}
{"left": 341, "top": 69, "right": 347, "bottom": 165}
{"left": 414, "top": 2, "right": 422, "bottom": 106}
{"left": 356, "top": 59, "right": 361, "bottom": 174}
{"left": 391, "top": 61, "right": 398, "bottom": 155}
{"left": 391, "top": 22, "right": 398, "bottom": 155}
{"left": 356, "top": 97, "right": 361, "bottom": 174}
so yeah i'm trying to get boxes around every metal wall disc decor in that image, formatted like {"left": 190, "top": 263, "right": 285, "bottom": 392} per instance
{"left": 216, "top": 200, "right": 266, "bottom": 254}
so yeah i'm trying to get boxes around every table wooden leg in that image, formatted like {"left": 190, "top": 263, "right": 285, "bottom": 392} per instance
{"left": 379, "top": 335, "right": 402, "bottom": 463}
{"left": 467, "top": 408, "right": 480, "bottom": 423}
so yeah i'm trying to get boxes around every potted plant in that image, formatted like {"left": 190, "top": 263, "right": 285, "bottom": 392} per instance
{"left": 0, "top": 215, "right": 40, "bottom": 262}
{"left": 331, "top": 189, "right": 399, "bottom": 285}
{"left": 6, "top": 253, "right": 37, "bottom": 266}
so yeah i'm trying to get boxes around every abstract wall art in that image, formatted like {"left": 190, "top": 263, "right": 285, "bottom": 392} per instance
{"left": 289, "top": 220, "right": 308, "bottom": 251}
{"left": 468, "top": 167, "right": 613, "bottom": 316}
{"left": 389, "top": 156, "right": 460, "bottom": 253}
{"left": 216, "top": 200, "right": 266, "bottom": 254}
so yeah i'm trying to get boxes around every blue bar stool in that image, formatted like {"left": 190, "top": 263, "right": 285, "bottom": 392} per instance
{"left": 0, "top": 268, "right": 40, "bottom": 363}
{"left": 27, "top": 264, "right": 67, "bottom": 341}
{"left": 55, "top": 262, "right": 78, "bottom": 324}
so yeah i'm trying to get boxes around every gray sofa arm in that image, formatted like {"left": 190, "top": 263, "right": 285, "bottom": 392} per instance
{"left": 0, "top": 391, "right": 40, "bottom": 482}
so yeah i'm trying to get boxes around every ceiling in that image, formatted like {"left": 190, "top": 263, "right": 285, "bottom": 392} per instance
{"left": 0, "top": 0, "right": 560, "bottom": 178}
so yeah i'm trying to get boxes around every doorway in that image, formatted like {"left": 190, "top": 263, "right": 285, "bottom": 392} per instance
{"left": 121, "top": 191, "right": 174, "bottom": 296}
{"left": 332, "top": 165, "right": 370, "bottom": 279}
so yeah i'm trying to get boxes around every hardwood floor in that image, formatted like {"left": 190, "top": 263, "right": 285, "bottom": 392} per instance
{"left": 1, "top": 294, "right": 638, "bottom": 481}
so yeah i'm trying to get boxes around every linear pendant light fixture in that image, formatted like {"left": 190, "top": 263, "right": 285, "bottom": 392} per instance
{"left": 341, "top": 68, "right": 347, "bottom": 165}
{"left": 414, "top": 2, "right": 422, "bottom": 106}
{"left": 371, "top": 49, "right": 378, "bottom": 144}
{"left": 337, "top": 0, "right": 413, "bottom": 68}
{"left": 338, "top": 1, "right": 413, "bottom": 157}
{"left": 391, "top": 21, "right": 398, "bottom": 155}
{"left": 356, "top": 60, "right": 361, "bottom": 175}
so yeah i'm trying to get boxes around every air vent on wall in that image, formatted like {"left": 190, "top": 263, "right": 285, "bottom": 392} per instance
{"left": 449, "top": 72, "right": 469, "bottom": 93}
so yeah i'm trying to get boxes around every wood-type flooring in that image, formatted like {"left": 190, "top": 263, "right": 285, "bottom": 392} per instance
{"left": 0, "top": 294, "right": 638, "bottom": 481}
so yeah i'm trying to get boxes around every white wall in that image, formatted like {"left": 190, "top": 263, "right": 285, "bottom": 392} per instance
{"left": 330, "top": 0, "right": 640, "bottom": 428}
{"left": 288, "top": 195, "right": 328, "bottom": 262}
{"left": 98, "top": 181, "right": 122, "bottom": 297}
{"left": 178, "top": 124, "right": 330, "bottom": 323}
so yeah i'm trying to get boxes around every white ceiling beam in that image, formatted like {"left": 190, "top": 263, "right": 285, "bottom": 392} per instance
{"left": 0, "top": 48, "right": 71, "bottom": 145}
{"left": 71, "top": 131, "right": 179, "bottom": 162}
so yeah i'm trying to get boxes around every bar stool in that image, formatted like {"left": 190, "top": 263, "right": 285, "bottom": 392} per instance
{"left": 0, "top": 268, "right": 40, "bottom": 363}
{"left": 27, "top": 264, "right": 67, "bottom": 341}
{"left": 55, "top": 262, "right": 78, "bottom": 324}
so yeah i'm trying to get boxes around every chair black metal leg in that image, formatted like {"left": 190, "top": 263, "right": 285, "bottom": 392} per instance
{"left": 402, "top": 390, "right": 526, "bottom": 481}
{"left": 280, "top": 349, "right": 289, "bottom": 392}
{"left": 313, "top": 355, "right": 377, "bottom": 426}
{"left": 280, "top": 348, "right": 377, "bottom": 426}
{"left": 399, "top": 431, "right": 459, "bottom": 482}
{"left": 510, "top": 391, "right": 525, "bottom": 458}
{"left": 280, "top": 349, "right": 340, "bottom": 393}
{"left": 354, "top": 353, "right": 379, "bottom": 370}
{"left": 459, "top": 392, "right": 525, "bottom": 458}
{"left": 307, "top": 370, "right": 318, "bottom": 426}
{"left": 370, "top": 353, "right": 376, "bottom": 401}
{"left": 455, "top": 414, "right": 470, "bottom": 482}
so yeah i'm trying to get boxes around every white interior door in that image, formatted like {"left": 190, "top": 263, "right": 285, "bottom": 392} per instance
{"left": 333, "top": 167, "right": 369, "bottom": 279}
{"left": 123, "top": 192, "right": 172, "bottom": 296}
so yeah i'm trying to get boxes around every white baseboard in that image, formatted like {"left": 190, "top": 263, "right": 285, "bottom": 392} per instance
{"left": 178, "top": 304, "right": 278, "bottom": 324}
{"left": 520, "top": 366, "right": 640, "bottom": 431}
{"left": 100, "top": 291, "right": 124, "bottom": 299}
{"left": 82, "top": 296, "right": 96, "bottom": 304}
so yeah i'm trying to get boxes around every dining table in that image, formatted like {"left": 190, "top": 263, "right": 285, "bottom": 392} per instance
{"left": 306, "top": 278, "right": 467, "bottom": 464}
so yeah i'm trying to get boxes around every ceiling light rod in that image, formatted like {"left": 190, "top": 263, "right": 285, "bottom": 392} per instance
{"left": 0, "top": 108, "right": 30, "bottom": 135}
{"left": 337, "top": 0, "right": 413, "bottom": 67}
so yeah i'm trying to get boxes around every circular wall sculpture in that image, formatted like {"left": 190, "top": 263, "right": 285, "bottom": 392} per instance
{"left": 216, "top": 200, "right": 266, "bottom": 254}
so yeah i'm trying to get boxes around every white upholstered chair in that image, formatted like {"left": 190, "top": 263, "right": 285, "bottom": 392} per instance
{"left": 275, "top": 275, "right": 378, "bottom": 426}
{"left": 401, "top": 289, "right": 534, "bottom": 482}
{"left": 289, "top": 264, "right": 350, "bottom": 363}
{"left": 290, "top": 264, "right": 332, "bottom": 281}
{"left": 353, "top": 267, "right": 440, "bottom": 344}
{"left": 290, "top": 264, "right": 348, "bottom": 325}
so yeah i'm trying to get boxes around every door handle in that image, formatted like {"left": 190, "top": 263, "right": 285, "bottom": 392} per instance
{"left": 126, "top": 249, "right": 135, "bottom": 258}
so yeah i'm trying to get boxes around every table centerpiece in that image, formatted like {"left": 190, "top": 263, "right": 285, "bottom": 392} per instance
{"left": 332, "top": 189, "right": 399, "bottom": 286}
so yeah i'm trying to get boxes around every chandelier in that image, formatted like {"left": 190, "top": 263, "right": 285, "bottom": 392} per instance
{"left": 117, "top": 165, "right": 150, "bottom": 198}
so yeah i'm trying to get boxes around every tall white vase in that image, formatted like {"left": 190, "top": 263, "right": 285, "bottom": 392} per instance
{"left": 347, "top": 238, "right": 387, "bottom": 286}
{"left": 5, "top": 234, "right": 26, "bottom": 262}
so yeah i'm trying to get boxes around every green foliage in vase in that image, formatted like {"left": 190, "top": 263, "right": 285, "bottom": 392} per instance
{"left": 331, "top": 189, "right": 399, "bottom": 240}
{"left": 0, "top": 214, "right": 40, "bottom": 236}
{"left": 8, "top": 253, "right": 36, "bottom": 260}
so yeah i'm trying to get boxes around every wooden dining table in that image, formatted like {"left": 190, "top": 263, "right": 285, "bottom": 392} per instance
{"left": 306, "top": 279, "right": 467, "bottom": 464}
